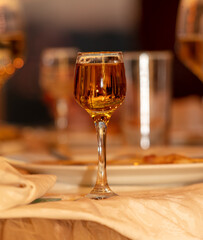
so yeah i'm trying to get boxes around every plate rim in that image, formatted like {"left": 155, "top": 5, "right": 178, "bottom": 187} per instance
{"left": 7, "top": 157, "right": 203, "bottom": 171}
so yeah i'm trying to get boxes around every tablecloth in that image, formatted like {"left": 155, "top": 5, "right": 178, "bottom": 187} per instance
{"left": 1, "top": 182, "right": 203, "bottom": 240}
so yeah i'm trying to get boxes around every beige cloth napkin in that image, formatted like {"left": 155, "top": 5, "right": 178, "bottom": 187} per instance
{"left": 1, "top": 183, "right": 203, "bottom": 239}
{"left": 0, "top": 158, "right": 56, "bottom": 210}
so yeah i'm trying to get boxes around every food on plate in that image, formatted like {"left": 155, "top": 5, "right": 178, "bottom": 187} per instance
{"left": 33, "top": 154, "right": 203, "bottom": 166}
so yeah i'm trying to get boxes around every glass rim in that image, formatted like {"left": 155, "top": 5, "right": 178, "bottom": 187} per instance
{"left": 41, "top": 47, "right": 78, "bottom": 61}
{"left": 76, "top": 51, "right": 124, "bottom": 64}
{"left": 77, "top": 51, "right": 123, "bottom": 56}
{"left": 124, "top": 51, "right": 173, "bottom": 60}
{"left": 42, "top": 47, "right": 78, "bottom": 54}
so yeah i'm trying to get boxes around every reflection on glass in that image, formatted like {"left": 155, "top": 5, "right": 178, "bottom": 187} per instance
{"left": 139, "top": 53, "right": 150, "bottom": 149}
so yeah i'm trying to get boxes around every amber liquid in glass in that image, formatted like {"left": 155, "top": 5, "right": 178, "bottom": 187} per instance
{"left": 74, "top": 62, "right": 126, "bottom": 123}
{"left": 176, "top": 36, "right": 203, "bottom": 82}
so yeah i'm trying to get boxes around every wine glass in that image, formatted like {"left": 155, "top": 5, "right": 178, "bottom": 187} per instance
{"left": 74, "top": 52, "right": 126, "bottom": 199}
{"left": 0, "top": 0, "right": 25, "bottom": 134}
{"left": 175, "top": 0, "right": 203, "bottom": 144}
{"left": 0, "top": 0, "right": 25, "bottom": 86}
{"left": 176, "top": 0, "right": 203, "bottom": 82}
{"left": 40, "top": 47, "right": 77, "bottom": 146}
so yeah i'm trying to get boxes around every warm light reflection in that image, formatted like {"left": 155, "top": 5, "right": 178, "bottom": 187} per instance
{"left": 184, "top": 0, "right": 197, "bottom": 7}
{"left": 13, "top": 57, "right": 24, "bottom": 69}
{"left": 5, "top": 63, "right": 15, "bottom": 74}
{"left": 0, "top": 0, "right": 19, "bottom": 10}
{"left": 139, "top": 53, "right": 150, "bottom": 149}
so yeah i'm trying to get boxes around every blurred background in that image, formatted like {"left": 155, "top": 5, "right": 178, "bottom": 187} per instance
{"left": 1, "top": 0, "right": 203, "bottom": 127}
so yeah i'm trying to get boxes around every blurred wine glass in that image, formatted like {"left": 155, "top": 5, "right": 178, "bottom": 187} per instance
{"left": 175, "top": 0, "right": 203, "bottom": 144}
{"left": 0, "top": 0, "right": 25, "bottom": 87}
{"left": 176, "top": 0, "right": 203, "bottom": 83}
{"left": 0, "top": 0, "right": 25, "bottom": 140}
{"left": 40, "top": 47, "right": 77, "bottom": 146}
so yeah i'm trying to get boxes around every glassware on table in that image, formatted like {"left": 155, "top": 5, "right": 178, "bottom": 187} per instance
{"left": 175, "top": 0, "right": 203, "bottom": 144}
{"left": 176, "top": 0, "right": 203, "bottom": 83}
{"left": 0, "top": 0, "right": 25, "bottom": 135}
{"left": 74, "top": 52, "right": 126, "bottom": 199}
{"left": 0, "top": 0, "right": 25, "bottom": 87}
{"left": 40, "top": 47, "right": 77, "bottom": 144}
{"left": 123, "top": 51, "right": 173, "bottom": 149}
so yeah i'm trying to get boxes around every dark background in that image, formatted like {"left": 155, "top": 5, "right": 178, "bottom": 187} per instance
{"left": 3, "top": 0, "right": 203, "bottom": 126}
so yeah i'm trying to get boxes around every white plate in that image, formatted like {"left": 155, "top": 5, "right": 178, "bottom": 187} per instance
{"left": 6, "top": 152, "right": 203, "bottom": 187}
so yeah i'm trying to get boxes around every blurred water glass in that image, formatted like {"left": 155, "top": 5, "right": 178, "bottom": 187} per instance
{"left": 39, "top": 47, "right": 77, "bottom": 146}
{"left": 122, "top": 51, "right": 173, "bottom": 149}
{"left": 40, "top": 47, "right": 77, "bottom": 128}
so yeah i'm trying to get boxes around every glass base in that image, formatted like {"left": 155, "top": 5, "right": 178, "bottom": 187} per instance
{"left": 85, "top": 185, "right": 118, "bottom": 200}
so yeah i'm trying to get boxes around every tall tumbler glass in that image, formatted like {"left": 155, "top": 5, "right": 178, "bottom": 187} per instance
{"left": 123, "top": 51, "right": 173, "bottom": 149}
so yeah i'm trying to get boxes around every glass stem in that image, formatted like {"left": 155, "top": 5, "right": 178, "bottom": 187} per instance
{"left": 85, "top": 119, "right": 117, "bottom": 199}
{"left": 95, "top": 121, "right": 108, "bottom": 187}
{"left": 55, "top": 98, "right": 68, "bottom": 131}
{"left": 86, "top": 120, "right": 117, "bottom": 199}
{"left": 55, "top": 98, "right": 69, "bottom": 145}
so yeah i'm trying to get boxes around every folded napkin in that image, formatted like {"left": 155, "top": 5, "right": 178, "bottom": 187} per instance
{"left": 0, "top": 158, "right": 56, "bottom": 210}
